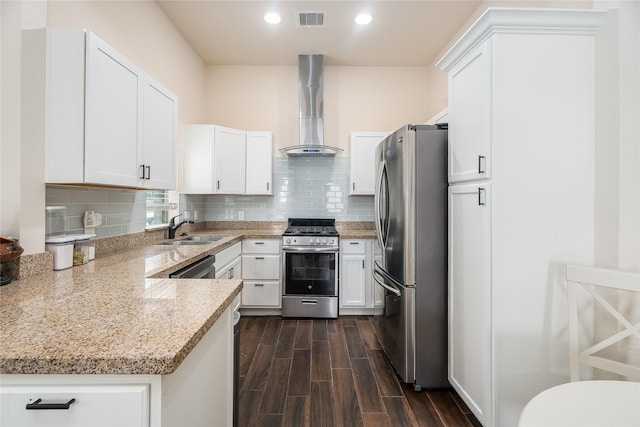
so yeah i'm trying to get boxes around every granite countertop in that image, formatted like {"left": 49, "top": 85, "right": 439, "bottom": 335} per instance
{"left": 0, "top": 229, "right": 284, "bottom": 376}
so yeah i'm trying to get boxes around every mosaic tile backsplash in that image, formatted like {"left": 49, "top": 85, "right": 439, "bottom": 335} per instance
{"left": 182, "top": 157, "right": 374, "bottom": 221}
{"left": 45, "top": 157, "right": 374, "bottom": 237}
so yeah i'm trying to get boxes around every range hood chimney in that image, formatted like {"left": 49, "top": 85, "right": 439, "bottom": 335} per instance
{"left": 280, "top": 55, "right": 342, "bottom": 157}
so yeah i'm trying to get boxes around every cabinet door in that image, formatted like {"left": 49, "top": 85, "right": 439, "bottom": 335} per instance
{"left": 214, "top": 126, "right": 246, "bottom": 194}
{"left": 242, "top": 255, "right": 280, "bottom": 280}
{"left": 241, "top": 281, "right": 281, "bottom": 307}
{"left": 141, "top": 76, "right": 177, "bottom": 190}
{"left": 448, "top": 41, "right": 491, "bottom": 183}
{"left": 246, "top": 132, "right": 273, "bottom": 195}
{"left": 340, "top": 254, "right": 367, "bottom": 308}
{"left": 84, "top": 32, "right": 142, "bottom": 187}
{"left": 350, "top": 132, "right": 389, "bottom": 195}
{"left": 448, "top": 183, "right": 492, "bottom": 425}
{"left": 216, "top": 257, "right": 241, "bottom": 280}
{"left": 0, "top": 384, "right": 149, "bottom": 427}
{"left": 184, "top": 125, "right": 215, "bottom": 193}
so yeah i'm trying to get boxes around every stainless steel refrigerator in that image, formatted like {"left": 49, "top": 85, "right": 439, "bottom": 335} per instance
{"left": 372, "top": 124, "right": 448, "bottom": 391}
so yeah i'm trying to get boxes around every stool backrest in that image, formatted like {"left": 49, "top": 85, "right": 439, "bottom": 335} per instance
{"left": 566, "top": 265, "right": 640, "bottom": 381}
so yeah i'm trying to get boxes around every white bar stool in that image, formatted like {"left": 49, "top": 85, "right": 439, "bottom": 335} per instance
{"left": 519, "top": 265, "right": 640, "bottom": 427}
{"left": 519, "top": 380, "right": 640, "bottom": 426}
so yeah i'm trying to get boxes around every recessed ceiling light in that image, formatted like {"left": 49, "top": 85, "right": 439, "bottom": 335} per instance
{"left": 355, "top": 13, "right": 372, "bottom": 25}
{"left": 264, "top": 12, "right": 281, "bottom": 24}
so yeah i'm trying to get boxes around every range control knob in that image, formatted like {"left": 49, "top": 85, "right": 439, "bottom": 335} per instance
{"left": 329, "top": 239, "right": 335, "bottom": 244}
{"left": 322, "top": 239, "right": 327, "bottom": 244}
{"left": 315, "top": 239, "right": 320, "bottom": 244}
{"left": 285, "top": 238, "right": 291, "bottom": 244}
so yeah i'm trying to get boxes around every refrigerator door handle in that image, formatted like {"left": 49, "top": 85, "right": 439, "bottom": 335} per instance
{"left": 373, "top": 262, "right": 402, "bottom": 297}
{"left": 374, "top": 161, "right": 389, "bottom": 248}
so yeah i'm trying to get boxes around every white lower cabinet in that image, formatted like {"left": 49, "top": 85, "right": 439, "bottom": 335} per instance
{"left": 241, "top": 239, "right": 281, "bottom": 310}
{"left": 215, "top": 242, "right": 242, "bottom": 280}
{"left": 339, "top": 239, "right": 382, "bottom": 315}
{"left": 0, "top": 384, "right": 149, "bottom": 427}
{"left": 0, "top": 304, "right": 234, "bottom": 427}
{"left": 448, "top": 183, "right": 492, "bottom": 424}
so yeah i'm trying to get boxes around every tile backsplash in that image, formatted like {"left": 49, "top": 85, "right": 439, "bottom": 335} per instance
{"left": 45, "top": 157, "right": 374, "bottom": 237}
{"left": 46, "top": 185, "right": 147, "bottom": 237}
{"left": 182, "top": 157, "right": 374, "bottom": 221}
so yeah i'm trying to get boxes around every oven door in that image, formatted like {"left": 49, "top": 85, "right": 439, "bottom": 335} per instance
{"left": 283, "top": 248, "right": 338, "bottom": 296}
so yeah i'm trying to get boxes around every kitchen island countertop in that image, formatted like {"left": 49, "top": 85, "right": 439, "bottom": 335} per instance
{"left": 0, "top": 229, "right": 283, "bottom": 375}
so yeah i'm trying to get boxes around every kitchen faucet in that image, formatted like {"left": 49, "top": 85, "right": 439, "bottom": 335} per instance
{"left": 168, "top": 213, "right": 194, "bottom": 239}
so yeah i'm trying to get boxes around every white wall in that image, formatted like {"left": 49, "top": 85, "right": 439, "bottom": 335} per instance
{"left": 204, "top": 65, "right": 446, "bottom": 155}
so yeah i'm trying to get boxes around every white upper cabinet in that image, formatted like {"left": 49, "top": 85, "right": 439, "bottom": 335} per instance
{"left": 24, "top": 28, "right": 177, "bottom": 190}
{"left": 141, "top": 76, "right": 177, "bottom": 190}
{"left": 447, "top": 42, "right": 491, "bottom": 183}
{"left": 245, "top": 131, "right": 273, "bottom": 195}
{"left": 184, "top": 125, "right": 215, "bottom": 194}
{"left": 214, "top": 126, "right": 246, "bottom": 194}
{"left": 349, "top": 132, "right": 390, "bottom": 195}
{"left": 184, "top": 125, "right": 246, "bottom": 194}
{"left": 184, "top": 126, "right": 274, "bottom": 195}
{"left": 84, "top": 32, "right": 143, "bottom": 187}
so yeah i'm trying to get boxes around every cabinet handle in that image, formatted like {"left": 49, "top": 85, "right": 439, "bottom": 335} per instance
{"left": 254, "top": 242, "right": 265, "bottom": 245}
{"left": 352, "top": 182, "right": 355, "bottom": 191}
{"left": 350, "top": 242, "right": 360, "bottom": 245}
{"left": 255, "top": 257, "right": 265, "bottom": 260}
{"left": 478, "top": 155, "right": 486, "bottom": 174}
{"left": 26, "top": 398, "right": 76, "bottom": 410}
{"left": 254, "top": 283, "right": 264, "bottom": 287}
{"left": 478, "top": 187, "right": 486, "bottom": 206}
{"left": 217, "top": 180, "right": 220, "bottom": 190}
{"left": 139, "top": 164, "right": 145, "bottom": 179}
{"left": 362, "top": 260, "right": 365, "bottom": 269}
{"left": 145, "top": 165, "right": 151, "bottom": 180}
{"left": 229, "top": 267, "right": 234, "bottom": 279}
{"left": 267, "top": 182, "right": 270, "bottom": 191}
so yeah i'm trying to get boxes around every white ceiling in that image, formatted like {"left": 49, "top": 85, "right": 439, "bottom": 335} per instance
{"left": 156, "top": 0, "right": 483, "bottom": 66}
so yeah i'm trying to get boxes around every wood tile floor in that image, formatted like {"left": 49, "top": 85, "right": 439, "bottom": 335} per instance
{"left": 238, "top": 316, "right": 481, "bottom": 427}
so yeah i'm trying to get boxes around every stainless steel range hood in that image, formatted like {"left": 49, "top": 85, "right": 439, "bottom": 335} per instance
{"left": 279, "top": 55, "right": 342, "bottom": 157}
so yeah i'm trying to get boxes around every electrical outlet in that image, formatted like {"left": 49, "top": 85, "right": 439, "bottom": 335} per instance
{"left": 84, "top": 211, "right": 103, "bottom": 227}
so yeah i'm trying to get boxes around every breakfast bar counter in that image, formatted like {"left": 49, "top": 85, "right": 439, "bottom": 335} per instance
{"left": 0, "top": 231, "right": 281, "bottom": 375}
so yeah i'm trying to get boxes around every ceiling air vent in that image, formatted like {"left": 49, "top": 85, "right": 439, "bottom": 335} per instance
{"left": 296, "top": 11, "right": 325, "bottom": 27}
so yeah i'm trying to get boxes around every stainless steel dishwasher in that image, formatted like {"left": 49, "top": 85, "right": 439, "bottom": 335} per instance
{"left": 169, "top": 255, "right": 215, "bottom": 278}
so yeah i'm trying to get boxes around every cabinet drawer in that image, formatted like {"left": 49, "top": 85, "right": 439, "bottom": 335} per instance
{"left": 241, "top": 281, "right": 281, "bottom": 307}
{"left": 0, "top": 384, "right": 149, "bottom": 427}
{"left": 242, "top": 255, "right": 280, "bottom": 280}
{"left": 242, "top": 239, "right": 280, "bottom": 254}
{"left": 215, "top": 242, "right": 241, "bottom": 270}
{"left": 340, "top": 240, "right": 369, "bottom": 254}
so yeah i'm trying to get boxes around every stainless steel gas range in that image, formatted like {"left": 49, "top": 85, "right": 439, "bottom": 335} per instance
{"left": 281, "top": 218, "right": 339, "bottom": 318}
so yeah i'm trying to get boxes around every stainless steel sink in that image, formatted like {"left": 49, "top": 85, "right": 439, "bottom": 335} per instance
{"left": 155, "top": 236, "right": 223, "bottom": 246}
{"left": 182, "top": 236, "right": 224, "bottom": 242}
{"left": 156, "top": 240, "right": 211, "bottom": 246}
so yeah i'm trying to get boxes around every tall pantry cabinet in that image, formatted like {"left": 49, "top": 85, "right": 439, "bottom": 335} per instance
{"left": 436, "top": 8, "right": 604, "bottom": 426}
